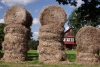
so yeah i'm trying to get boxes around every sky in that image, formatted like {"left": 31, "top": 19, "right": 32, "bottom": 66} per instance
{"left": 0, "top": 0, "right": 83, "bottom": 40}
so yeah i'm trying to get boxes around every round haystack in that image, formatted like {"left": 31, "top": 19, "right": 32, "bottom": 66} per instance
{"left": 4, "top": 6, "right": 33, "bottom": 27}
{"left": 39, "top": 5, "right": 67, "bottom": 26}
{"left": 76, "top": 26, "right": 100, "bottom": 65}
{"left": 76, "top": 26, "right": 100, "bottom": 50}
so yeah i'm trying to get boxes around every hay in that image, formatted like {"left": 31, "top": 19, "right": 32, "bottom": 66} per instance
{"left": 39, "top": 5, "right": 67, "bottom": 26}
{"left": 39, "top": 40, "right": 64, "bottom": 50}
{"left": 38, "top": 25, "right": 67, "bottom": 64}
{"left": 2, "top": 5, "right": 32, "bottom": 62}
{"left": 39, "top": 32, "right": 63, "bottom": 42}
{"left": 39, "top": 25, "right": 64, "bottom": 42}
{"left": 4, "top": 33, "right": 28, "bottom": 43}
{"left": 38, "top": 5, "right": 68, "bottom": 64}
{"left": 76, "top": 26, "right": 100, "bottom": 65}
{"left": 2, "top": 24, "right": 29, "bottom": 62}
{"left": 39, "top": 24, "right": 64, "bottom": 34}
{"left": 4, "top": 6, "right": 33, "bottom": 27}
{"left": 76, "top": 52, "right": 100, "bottom": 65}
{"left": 38, "top": 45, "right": 67, "bottom": 64}
{"left": 4, "top": 24, "right": 29, "bottom": 34}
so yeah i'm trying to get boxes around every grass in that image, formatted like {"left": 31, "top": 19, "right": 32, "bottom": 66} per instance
{"left": 66, "top": 50, "right": 76, "bottom": 62}
{"left": 0, "top": 50, "right": 100, "bottom": 67}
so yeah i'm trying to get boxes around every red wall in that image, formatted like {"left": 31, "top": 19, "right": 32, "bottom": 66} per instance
{"left": 64, "top": 28, "right": 76, "bottom": 45}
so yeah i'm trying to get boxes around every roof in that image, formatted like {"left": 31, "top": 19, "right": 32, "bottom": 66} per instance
{"left": 64, "top": 26, "right": 73, "bottom": 34}
{"left": 64, "top": 36, "right": 74, "bottom": 38}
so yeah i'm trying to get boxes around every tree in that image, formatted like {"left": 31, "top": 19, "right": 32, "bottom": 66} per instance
{"left": 78, "top": 0, "right": 100, "bottom": 26}
{"left": 28, "top": 28, "right": 33, "bottom": 40}
{"left": 28, "top": 39, "right": 39, "bottom": 50}
{"left": 56, "top": 0, "right": 100, "bottom": 26}
{"left": 68, "top": 8, "right": 100, "bottom": 36}
{"left": 68, "top": 8, "right": 82, "bottom": 36}
{"left": 56, "top": 0, "right": 77, "bottom": 6}
{"left": 0, "top": 23, "right": 5, "bottom": 49}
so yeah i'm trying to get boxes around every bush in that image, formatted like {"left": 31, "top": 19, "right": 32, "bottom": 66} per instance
{"left": 28, "top": 40, "right": 39, "bottom": 50}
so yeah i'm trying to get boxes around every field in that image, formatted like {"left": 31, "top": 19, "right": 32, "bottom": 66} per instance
{"left": 0, "top": 50, "right": 99, "bottom": 67}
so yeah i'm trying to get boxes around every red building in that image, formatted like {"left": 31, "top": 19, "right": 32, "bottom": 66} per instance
{"left": 64, "top": 27, "right": 76, "bottom": 50}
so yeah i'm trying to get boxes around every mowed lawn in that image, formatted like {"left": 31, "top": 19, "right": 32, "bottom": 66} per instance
{"left": 0, "top": 50, "right": 99, "bottom": 67}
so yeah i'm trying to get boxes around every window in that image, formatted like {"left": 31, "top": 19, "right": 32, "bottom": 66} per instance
{"left": 67, "top": 38, "right": 70, "bottom": 42}
{"left": 66, "top": 38, "right": 74, "bottom": 42}
{"left": 71, "top": 38, "right": 74, "bottom": 42}
{"left": 63, "top": 38, "right": 65, "bottom": 41}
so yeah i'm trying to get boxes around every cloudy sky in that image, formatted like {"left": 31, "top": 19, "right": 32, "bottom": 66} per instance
{"left": 0, "top": 0, "right": 83, "bottom": 40}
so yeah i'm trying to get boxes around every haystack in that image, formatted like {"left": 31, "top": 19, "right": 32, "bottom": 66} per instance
{"left": 38, "top": 5, "right": 69, "bottom": 64}
{"left": 2, "top": 24, "right": 29, "bottom": 62}
{"left": 4, "top": 6, "right": 33, "bottom": 28}
{"left": 39, "top": 5, "right": 67, "bottom": 26}
{"left": 76, "top": 26, "right": 100, "bottom": 65}
{"left": 2, "top": 6, "right": 33, "bottom": 62}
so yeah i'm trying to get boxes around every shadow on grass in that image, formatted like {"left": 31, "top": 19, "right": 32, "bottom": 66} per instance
{"left": 1, "top": 50, "right": 76, "bottom": 62}
{"left": 27, "top": 53, "right": 38, "bottom": 61}
{"left": 27, "top": 52, "right": 76, "bottom": 62}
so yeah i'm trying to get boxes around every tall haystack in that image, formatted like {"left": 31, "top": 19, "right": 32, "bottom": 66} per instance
{"left": 2, "top": 6, "right": 33, "bottom": 62}
{"left": 38, "top": 5, "right": 69, "bottom": 64}
{"left": 76, "top": 26, "right": 100, "bottom": 65}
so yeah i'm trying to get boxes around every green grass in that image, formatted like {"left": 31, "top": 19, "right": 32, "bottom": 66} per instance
{"left": 66, "top": 50, "right": 76, "bottom": 62}
{"left": 0, "top": 50, "right": 100, "bottom": 67}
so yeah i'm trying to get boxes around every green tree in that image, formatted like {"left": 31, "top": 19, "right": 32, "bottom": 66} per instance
{"left": 0, "top": 23, "right": 5, "bottom": 49}
{"left": 28, "top": 39, "right": 39, "bottom": 50}
{"left": 68, "top": 8, "right": 100, "bottom": 36}
{"left": 68, "top": 8, "right": 82, "bottom": 36}
{"left": 28, "top": 28, "right": 33, "bottom": 40}
{"left": 56, "top": 0, "right": 77, "bottom": 6}
{"left": 78, "top": 0, "right": 100, "bottom": 26}
{"left": 56, "top": 0, "right": 100, "bottom": 26}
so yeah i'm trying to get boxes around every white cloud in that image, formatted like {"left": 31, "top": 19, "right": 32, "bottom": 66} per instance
{"left": 0, "top": 19, "right": 4, "bottom": 23}
{"left": 69, "top": 0, "right": 84, "bottom": 8}
{"left": 0, "top": 6, "right": 3, "bottom": 9}
{"left": 33, "top": 32, "right": 39, "bottom": 36}
{"left": 33, "top": 18, "right": 40, "bottom": 24}
{"left": 33, "top": 32, "right": 39, "bottom": 40}
{"left": 1, "top": 0, "right": 36, "bottom": 6}
{"left": 77, "top": 0, "right": 84, "bottom": 7}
